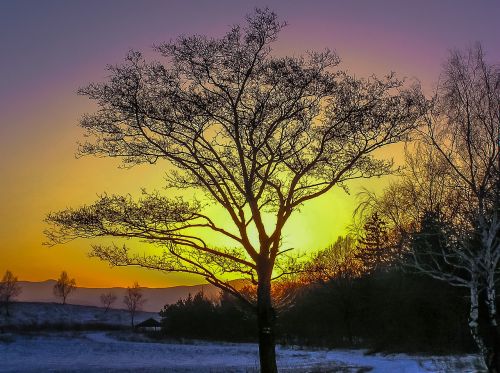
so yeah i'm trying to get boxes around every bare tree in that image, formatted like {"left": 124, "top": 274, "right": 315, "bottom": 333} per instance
{"left": 100, "top": 292, "right": 117, "bottom": 313}
{"left": 44, "top": 9, "right": 424, "bottom": 372}
{"left": 0, "top": 270, "right": 22, "bottom": 317}
{"left": 422, "top": 43, "right": 500, "bottom": 372}
{"left": 362, "top": 44, "right": 500, "bottom": 372}
{"left": 124, "top": 282, "right": 146, "bottom": 327}
{"left": 303, "top": 235, "right": 361, "bottom": 283}
{"left": 53, "top": 271, "right": 76, "bottom": 305}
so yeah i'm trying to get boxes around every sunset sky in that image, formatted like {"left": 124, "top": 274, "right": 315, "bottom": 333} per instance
{"left": 1, "top": 0, "right": 499, "bottom": 288}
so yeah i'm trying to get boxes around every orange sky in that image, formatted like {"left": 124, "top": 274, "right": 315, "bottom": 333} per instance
{"left": 1, "top": 1, "right": 499, "bottom": 287}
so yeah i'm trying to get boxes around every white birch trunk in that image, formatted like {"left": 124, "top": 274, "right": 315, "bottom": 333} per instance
{"left": 470, "top": 276, "right": 488, "bottom": 358}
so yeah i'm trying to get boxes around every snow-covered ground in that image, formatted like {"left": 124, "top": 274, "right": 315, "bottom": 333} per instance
{"left": 0, "top": 331, "right": 484, "bottom": 372}
{"left": 1, "top": 302, "right": 157, "bottom": 327}
{"left": 0, "top": 303, "right": 485, "bottom": 372}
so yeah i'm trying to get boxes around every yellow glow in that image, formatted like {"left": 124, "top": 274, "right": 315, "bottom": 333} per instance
{"left": 0, "top": 102, "right": 397, "bottom": 287}
{"left": 0, "top": 74, "right": 403, "bottom": 289}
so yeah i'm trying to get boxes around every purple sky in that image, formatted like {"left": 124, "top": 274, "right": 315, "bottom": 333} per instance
{"left": 1, "top": 0, "right": 499, "bottom": 286}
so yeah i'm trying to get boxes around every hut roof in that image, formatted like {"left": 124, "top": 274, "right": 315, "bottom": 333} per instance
{"left": 136, "top": 318, "right": 161, "bottom": 328}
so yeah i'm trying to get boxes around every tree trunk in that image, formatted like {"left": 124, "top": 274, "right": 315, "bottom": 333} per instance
{"left": 484, "top": 274, "right": 500, "bottom": 372}
{"left": 257, "top": 275, "right": 278, "bottom": 373}
{"left": 470, "top": 281, "right": 490, "bottom": 369}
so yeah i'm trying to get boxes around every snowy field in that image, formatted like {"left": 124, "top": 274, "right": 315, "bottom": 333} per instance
{"left": 0, "top": 331, "right": 484, "bottom": 372}
{"left": 1, "top": 302, "right": 157, "bottom": 327}
{"left": 0, "top": 303, "right": 484, "bottom": 372}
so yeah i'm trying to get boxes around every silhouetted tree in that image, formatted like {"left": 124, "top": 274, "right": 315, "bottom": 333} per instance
{"left": 0, "top": 270, "right": 22, "bottom": 317}
{"left": 53, "top": 271, "right": 76, "bottom": 305}
{"left": 303, "top": 237, "right": 361, "bottom": 344}
{"left": 44, "top": 8, "right": 425, "bottom": 372}
{"left": 159, "top": 253, "right": 472, "bottom": 353}
{"left": 411, "top": 210, "right": 460, "bottom": 275}
{"left": 124, "top": 282, "right": 146, "bottom": 327}
{"left": 160, "top": 290, "right": 255, "bottom": 341}
{"left": 359, "top": 44, "right": 500, "bottom": 372}
{"left": 304, "top": 235, "right": 360, "bottom": 283}
{"left": 100, "top": 292, "right": 117, "bottom": 313}
{"left": 355, "top": 212, "right": 397, "bottom": 272}
{"left": 279, "top": 265, "right": 472, "bottom": 353}
{"left": 419, "top": 44, "right": 500, "bottom": 372}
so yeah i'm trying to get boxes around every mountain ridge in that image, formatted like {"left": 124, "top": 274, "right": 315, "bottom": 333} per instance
{"left": 16, "top": 280, "right": 228, "bottom": 312}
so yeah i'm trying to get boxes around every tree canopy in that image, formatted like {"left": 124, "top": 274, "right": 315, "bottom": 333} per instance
{"left": 45, "top": 9, "right": 425, "bottom": 372}
{"left": 46, "top": 9, "right": 424, "bottom": 295}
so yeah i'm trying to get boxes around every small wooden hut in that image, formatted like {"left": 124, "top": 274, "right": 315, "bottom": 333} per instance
{"left": 135, "top": 318, "right": 161, "bottom": 332}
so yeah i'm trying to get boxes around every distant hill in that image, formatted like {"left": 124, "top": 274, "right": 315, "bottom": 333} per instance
{"left": 16, "top": 280, "right": 228, "bottom": 312}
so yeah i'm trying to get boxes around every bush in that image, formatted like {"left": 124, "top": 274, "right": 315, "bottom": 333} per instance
{"left": 160, "top": 291, "right": 255, "bottom": 342}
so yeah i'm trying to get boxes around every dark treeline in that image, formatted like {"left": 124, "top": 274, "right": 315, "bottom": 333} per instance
{"left": 160, "top": 291, "right": 256, "bottom": 342}
{"left": 158, "top": 212, "right": 477, "bottom": 353}
{"left": 159, "top": 269, "right": 474, "bottom": 354}
{"left": 279, "top": 270, "right": 472, "bottom": 353}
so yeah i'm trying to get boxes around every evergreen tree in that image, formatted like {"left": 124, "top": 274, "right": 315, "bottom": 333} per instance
{"left": 356, "top": 212, "right": 395, "bottom": 272}
{"left": 410, "top": 210, "right": 466, "bottom": 286}
{"left": 160, "top": 291, "right": 255, "bottom": 341}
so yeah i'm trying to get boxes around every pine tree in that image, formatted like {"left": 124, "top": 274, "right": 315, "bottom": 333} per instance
{"left": 356, "top": 212, "right": 395, "bottom": 272}
{"left": 411, "top": 210, "right": 461, "bottom": 279}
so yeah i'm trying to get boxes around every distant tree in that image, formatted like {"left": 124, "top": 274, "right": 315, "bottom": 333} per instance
{"left": 303, "top": 237, "right": 361, "bottom": 345}
{"left": 0, "top": 270, "right": 22, "bottom": 316}
{"left": 411, "top": 210, "right": 459, "bottom": 274}
{"left": 100, "top": 292, "right": 117, "bottom": 313}
{"left": 44, "top": 8, "right": 425, "bottom": 372}
{"left": 355, "top": 212, "right": 398, "bottom": 272}
{"left": 304, "top": 235, "right": 360, "bottom": 283}
{"left": 124, "top": 282, "right": 146, "bottom": 327}
{"left": 160, "top": 291, "right": 215, "bottom": 338}
{"left": 160, "top": 290, "right": 255, "bottom": 341}
{"left": 53, "top": 271, "right": 76, "bottom": 305}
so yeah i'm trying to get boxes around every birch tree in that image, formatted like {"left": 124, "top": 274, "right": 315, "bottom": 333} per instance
{"left": 362, "top": 44, "right": 500, "bottom": 372}
{"left": 44, "top": 9, "right": 424, "bottom": 372}
{"left": 424, "top": 44, "right": 500, "bottom": 372}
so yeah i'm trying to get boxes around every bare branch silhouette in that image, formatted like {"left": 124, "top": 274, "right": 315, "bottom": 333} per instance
{"left": 362, "top": 44, "right": 500, "bottom": 371}
{"left": 124, "top": 282, "right": 146, "bottom": 327}
{"left": 0, "top": 270, "right": 22, "bottom": 317}
{"left": 45, "top": 8, "right": 425, "bottom": 372}
{"left": 100, "top": 292, "right": 117, "bottom": 313}
{"left": 53, "top": 271, "right": 77, "bottom": 305}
